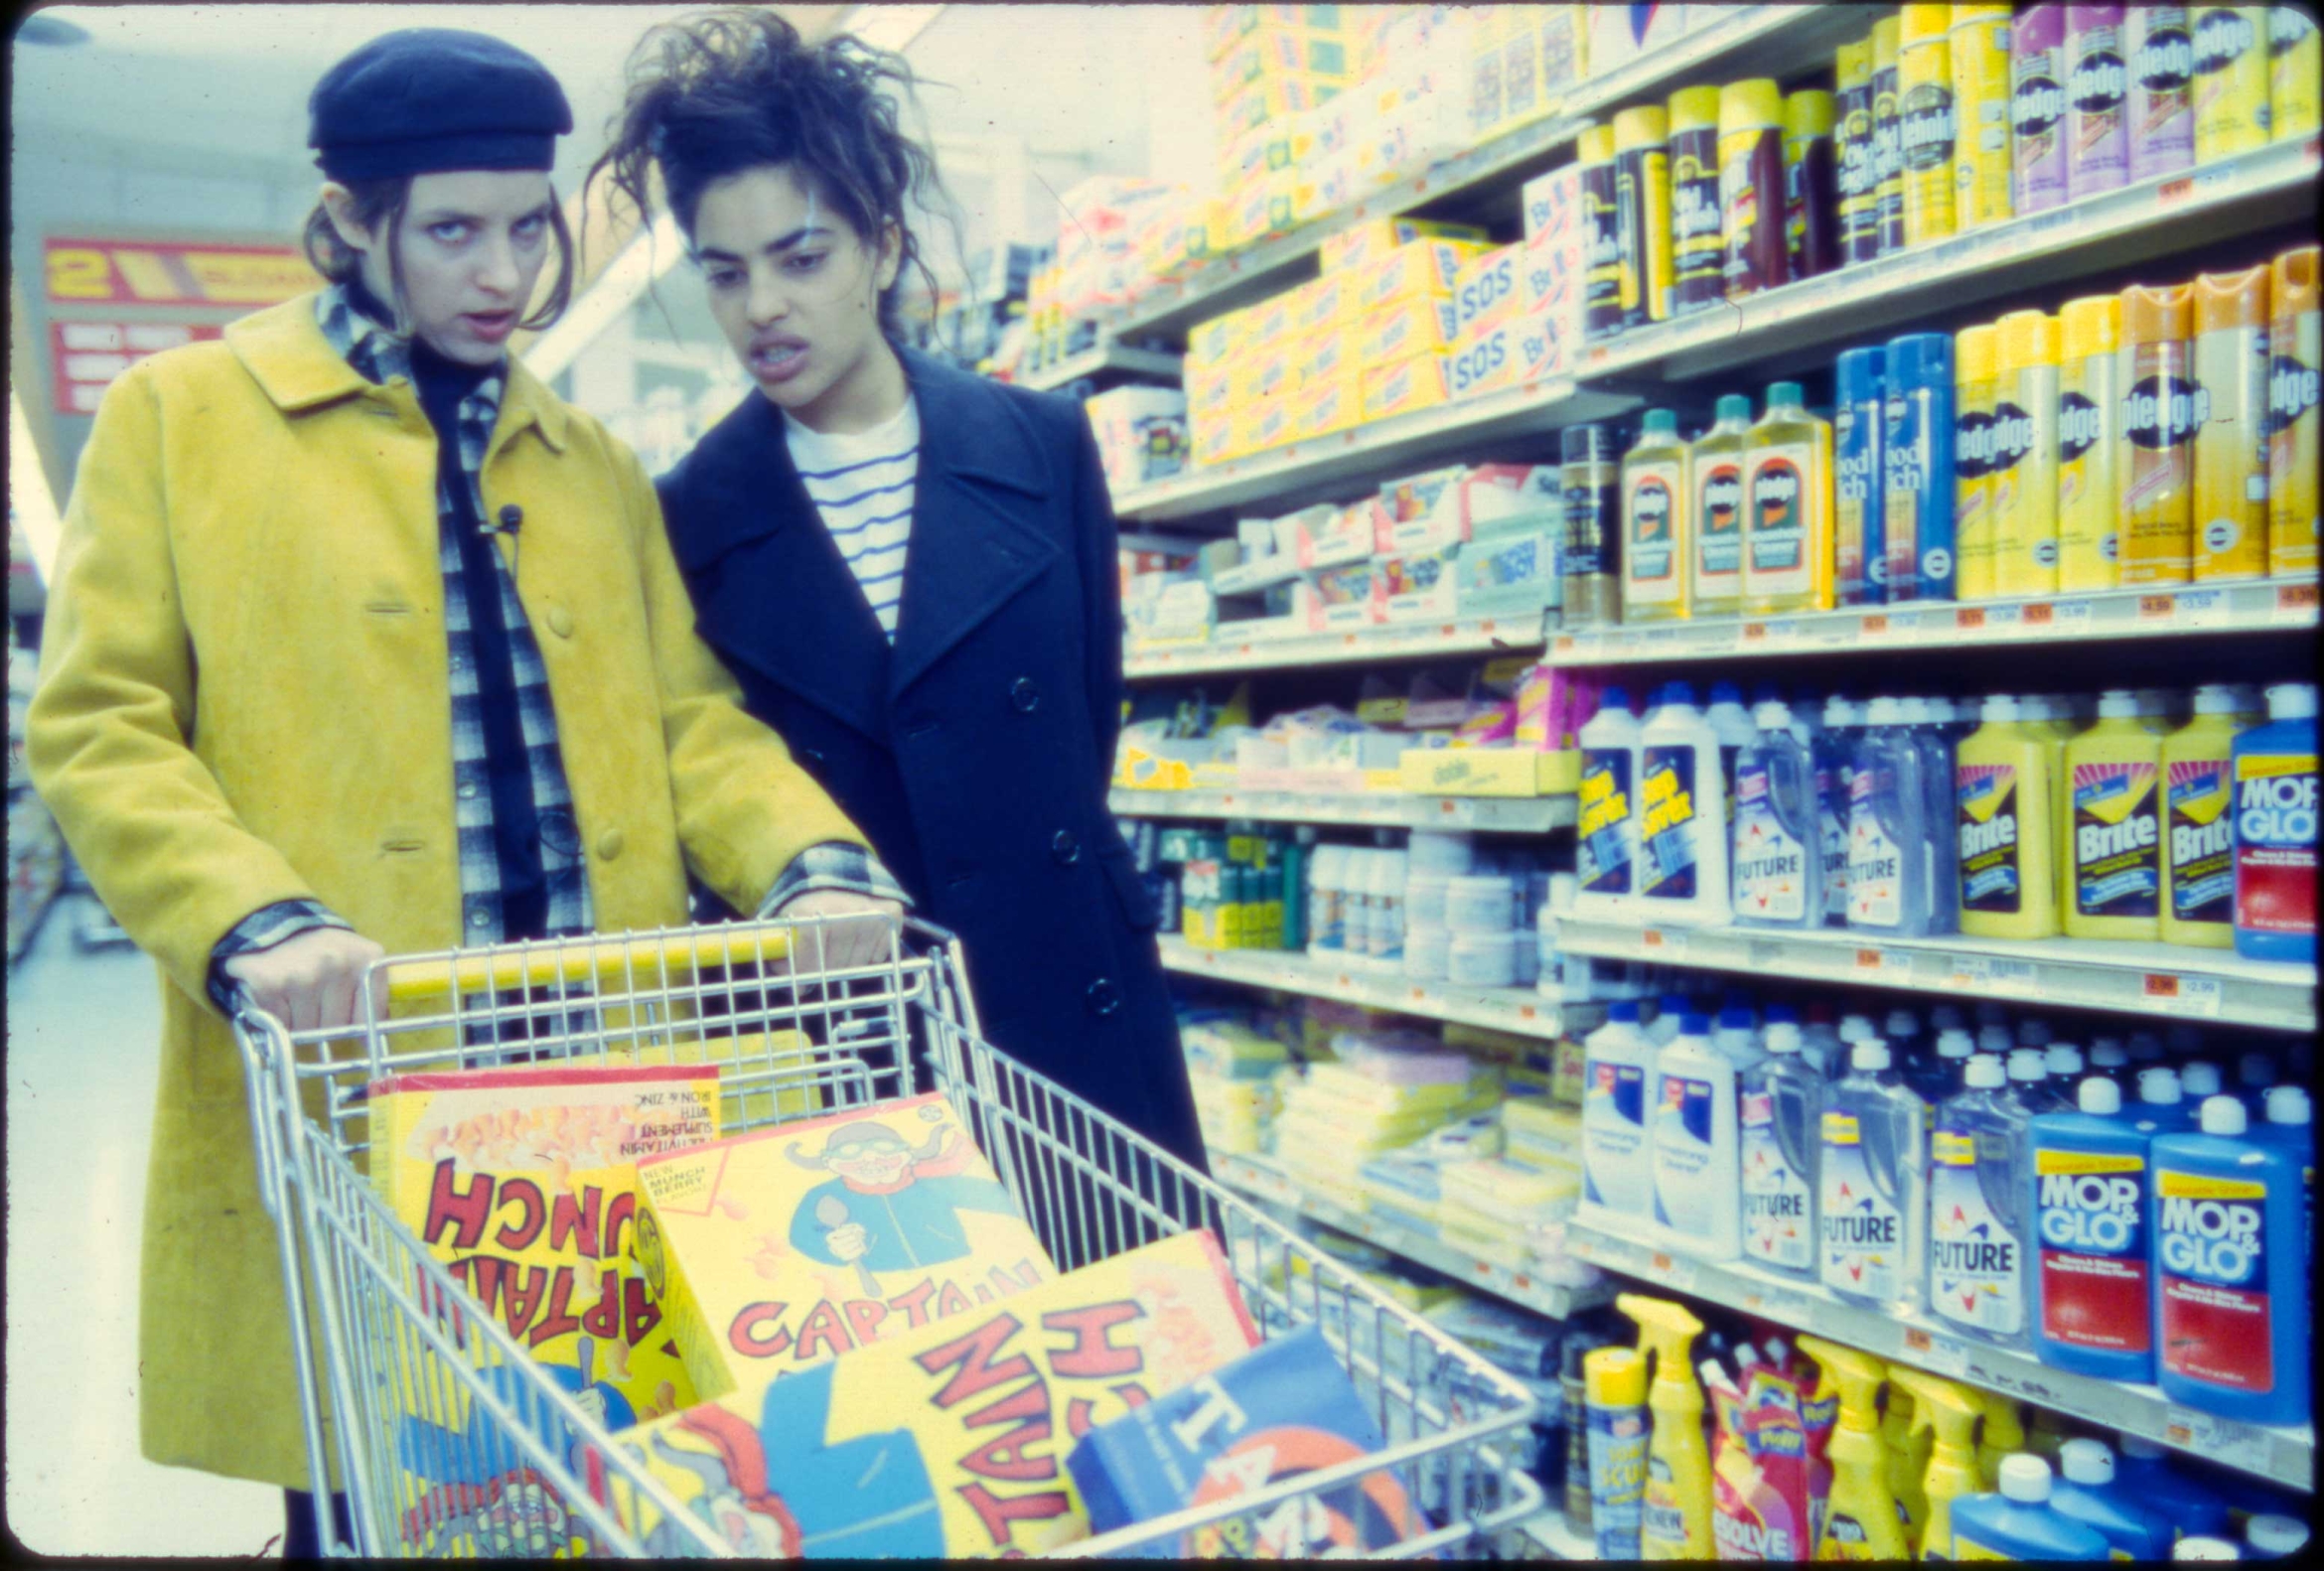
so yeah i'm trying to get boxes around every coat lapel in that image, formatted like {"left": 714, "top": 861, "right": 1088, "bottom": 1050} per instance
{"left": 890, "top": 351, "right": 1062, "bottom": 698}
{"left": 669, "top": 392, "right": 894, "bottom": 741}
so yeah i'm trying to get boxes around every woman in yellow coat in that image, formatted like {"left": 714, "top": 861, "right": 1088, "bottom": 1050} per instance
{"left": 25, "top": 31, "right": 900, "bottom": 1549}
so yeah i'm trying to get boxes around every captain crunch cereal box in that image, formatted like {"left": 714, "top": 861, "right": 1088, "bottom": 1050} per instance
{"left": 593, "top": 1230, "right": 1262, "bottom": 1558}
{"left": 367, "top": 1062, "right": 723, "bottom": 1554}
{"left": 633, "top": 1093, "right": 1054, "bottom": 1409}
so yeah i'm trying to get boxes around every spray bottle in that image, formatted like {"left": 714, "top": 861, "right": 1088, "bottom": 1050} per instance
{"left": 1620, "top": 1294, "right": 1714, "bottom": 1559}
{"left": 1785, "top": 88, "right": 1839, "bottom": 280}
{"left": 2066, "top": 4, "right": 2131, "bottom": 198}
{"left": 1797, "top": 1337, "right": 1911, "bottom": 1560}
{"left": 1873, "top": 16, "right": 1907, "bottom": 254}
{"left": 1670, "top": 86, "right": 1726, "bottom": 318}
{"left": 1614, "top": 104, "right": 1675, "bottom": 332}
{"left": 2127, "top": 5, "right": 2199, "bottom": 179}
{"left": 1720, "top": 78, "right": 1792, "bottom": 300}
{"left": 2008, "top": 4, "right": 2069, "bottom": 214}
{"left": 1882, "top": 1383, "right": 1931, "bottom": 1553}
{"left": 1970, "top": 1390, "right": 2027, "bottom": 1490}
{"left": 2273, "top": 5, "right": 2323, "bottom": 140}
{"left": 1957, "top": 2, "right": 2018, "bottom": 225}
{"left": 1890, "top": 1368, "right": 1983, "bottom": 1561}
{"left": 1837, "top": 38, "right": 1881, "bottom": 267}
{"left": 2192, "top": 5, "right": 2271, "bottom": 159}
{"left": 1897, "top": 5, "right": 1961, "bottom": 247}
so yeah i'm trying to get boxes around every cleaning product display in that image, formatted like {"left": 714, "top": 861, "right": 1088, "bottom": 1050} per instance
{"left": 1078, "top": 7, "right": 2317, "bottom": 1555}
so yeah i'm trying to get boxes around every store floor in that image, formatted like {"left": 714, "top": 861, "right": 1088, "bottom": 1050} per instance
{"left": 6, "top": 895, "right": 285, "bottom": 1557}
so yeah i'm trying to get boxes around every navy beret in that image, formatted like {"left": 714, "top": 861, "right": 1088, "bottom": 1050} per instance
{"left": 310, "top": 29, "right": 572, "bottom": 183}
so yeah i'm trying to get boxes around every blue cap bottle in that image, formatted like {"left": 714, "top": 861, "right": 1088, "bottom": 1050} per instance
{"left": 1881, "top": 332, "right": 1957, "bottom": 602}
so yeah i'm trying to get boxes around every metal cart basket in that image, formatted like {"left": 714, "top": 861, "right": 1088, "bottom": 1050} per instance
{"left": 236, "top": 915, "right": 1545, "bottom": 1558}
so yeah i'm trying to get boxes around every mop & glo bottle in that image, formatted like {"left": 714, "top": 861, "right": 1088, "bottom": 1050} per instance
{"left": 2233, "top": 682, "right": 2317, "bottom": 963}
{"left": 2051, "top": 1438, "right": 2177, "bottom": 1560}
{"left": 1889, "top": 1367, "right": 1981, "bottom": 1562}
{"left": 1796, "top": 1336, "right": 1909, "bottom": 1561}
{"left": 1619, "top": 1294, "right": 1713, "bottom": 1560}
{"left": 1950, "top": 1454, "right": 2111, "bottom": 1560}
{"left": 2152, "top": 1095, "right": 2310, "bottom": 1425}
{"left": 2029, "top": 1075, "right": 2158, "bottom": 1387}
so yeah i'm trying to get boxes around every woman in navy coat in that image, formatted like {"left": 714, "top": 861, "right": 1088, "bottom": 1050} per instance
{"left": 595, "top": 11, "right": 1205, "bottom": 1171}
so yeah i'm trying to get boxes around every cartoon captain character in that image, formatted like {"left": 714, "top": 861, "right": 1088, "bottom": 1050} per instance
{"left": 784, "top": 1114, "right": 1024, "bottom": 1276}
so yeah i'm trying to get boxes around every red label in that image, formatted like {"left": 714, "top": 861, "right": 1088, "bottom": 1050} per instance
{"left": 2161, "top": 1277, "right": 2273, "bottom": 1391}
{"left": 2039, "top": 1249, "right": 2152, "bottom": 1354}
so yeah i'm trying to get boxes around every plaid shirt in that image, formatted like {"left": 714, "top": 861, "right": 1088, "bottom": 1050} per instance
{"left": 206, "top": 286, "right": 902, "bottom": 1012}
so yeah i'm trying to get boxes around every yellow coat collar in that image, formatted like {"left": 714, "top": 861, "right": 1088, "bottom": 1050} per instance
{"left": 223, "top": 291, "right": 569, "bottom": 454}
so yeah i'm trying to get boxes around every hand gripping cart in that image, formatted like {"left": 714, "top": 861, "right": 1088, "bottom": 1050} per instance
{"left": 237, "top": 914, "right": 1546, "bottom": 1558}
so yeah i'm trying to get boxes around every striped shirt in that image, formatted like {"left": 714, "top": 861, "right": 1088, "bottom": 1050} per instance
{"left": 785, "top": 397, "right": 919, "bottom": 642}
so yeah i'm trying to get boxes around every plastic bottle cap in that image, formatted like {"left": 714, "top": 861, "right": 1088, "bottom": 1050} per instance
{"left": 1824, "top": 696, "right": 1862, "bottom": 726}
{"left": 2266, "top": 683, "right": 2318, "bottom": 720}
{"left": 2058, "top": 1438, "right": 2114, "bottom": 1486}
{"left": 1608, "top": 1000, "right": 1641, "bottom": 1023}
{"left": 1840, "top": 1014, "right": 1874, "bottom": 1042}
{"left": 2239, "top": 1051, "right": 2276, "bottom": 1088}
{"left": 1753, "top": 700, "right": 1794, "bottom": 729}
{"left": 1979, "top": 1026, "right": 2015, "bottom": 1055}
{"left": 2247, "top": 1515, "right": 2308, "bottom": 1556}
{"left": 1642, "top": 407, "right": 1678, "bottom": 435}
{"left": 1979, "top": 695, "right": 2022, "bottom": 723}
{"left": 2008, "top": 1050, "right": 2047, "bottom": 1083}
{"left": 1577, "top": 123, "right": 1617, "bottom": 164}
{"left": 2092, "top": 1040, "right": 2128, "bottom": 1068}
{"left": 1669, "top": 83, "right": 1722, "bottom": 130}
{"left": 1765, "top": 380, "right": 1804, "bottom": 409}
{"left": 1938, "top": 1029, "right": 1974, "bottom": 1060}
{"left": 2181, "top": 1062, "right": 2223, "bottom": 1097}
{"left": 1956, "top": 322, "right": 1997, "bottom": 382}
{"left": 1717, "top": 77, "right": 1783, "bottom": 133}
{"left": 2192, "top": 684, "right": 2240, "bottom": 715}
{"left": 2174, "top": 1537, "right": 2242, "bottom": 1561}
{"left": 2201, "top": 1095, "right": 2250, "bottom": 1136}
{"left": 2099, "top": 689, "right": 2140, "bottom": 719}
{"left": 1885, "top": 1009, "right": 1920, "bottom": 1036}
{"left": 1613, "top": 104, "right": 1669, "bottom": 149}
{"left": 1865, "top": 696, "right": 1909, "bottom": 725}
{"left": 1584, "top": 1345, "right": 1648, "bottom": 1406}
{"left": 1998, "top": 1454, "right": 2054, "bottom": 1503}
{"left": 1718, "top": 1006, "right": 1756, "bottom": 1031}
{"left": 2080, "top": 1077, "right": 2123, "bottom": 1115}
{"left": 1852, "top": 1040, "right": 1891, "bottom": 1071}
{"left": 2140, "top": 1068, "right": 2184, "bottom": 1105}
{"left": 2017, "top": 1019, "right": 2054, "bottom": 1047}
{"left": 1766, "top": 1003, "right": 1799, "bottom": 1025}
{"left": 1784, "top": 87, "right": 1834, "bottom": 139}
{"left": 1660, "top": 679, "right": 1698, "bottom": 707}
{"left": 2059, "top": 294, "right": 2122, "bottom": 359}
{"left": 1679, "top": 1014, "right": 1711, "bottom": 1037}
{"left": 1995, "top": 309, "right": 2061, "bottom": 373}
{"left": 1766, "top": 1023, "right": 1803, "bottom": 1055}
{"left": 1966, "top": 1055, "right": 2006, "bottom": 1089}
{"left": 2045, "top": 1045, "right": 2084, "bottom": 1076}
{"left": 2264, "top": 1086, "right": 2311, "bottom": 1127}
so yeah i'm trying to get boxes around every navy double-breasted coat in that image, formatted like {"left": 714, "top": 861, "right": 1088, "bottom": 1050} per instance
{"left": 657, "top": 349, "right": 1206, "bottom": 1172}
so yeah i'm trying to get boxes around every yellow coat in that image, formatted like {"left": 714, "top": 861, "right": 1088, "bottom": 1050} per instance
{"left": 25, "top": 293, "right": 868, "bottom": 1491}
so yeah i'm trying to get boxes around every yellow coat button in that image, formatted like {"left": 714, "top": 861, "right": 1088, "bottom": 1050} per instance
{"left": 546, "top": 606, "right": 575, "bottom": 638}
{"left": 597, "top": 829, "right": 624, "bottom": 861}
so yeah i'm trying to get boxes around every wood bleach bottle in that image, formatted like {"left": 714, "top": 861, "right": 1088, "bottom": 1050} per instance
{"left": 1623, "top": 409, "right": 1692, "bottom": 624}
{"left": 1742, "top": 381, "right": 1834, "bottom": 615}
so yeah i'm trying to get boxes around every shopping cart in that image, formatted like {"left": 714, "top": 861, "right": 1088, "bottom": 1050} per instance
{"left": 236, "top": 914, "right": 1546, "bottom": 1558}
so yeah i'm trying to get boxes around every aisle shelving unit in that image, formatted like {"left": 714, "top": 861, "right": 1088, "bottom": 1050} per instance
{"left": 1015, "top": 341, "right": 1182, "bottom": 394}
{"left": 1160, "top": 935, "right": 1598, "bottom": 1040}
{"left": 1215, "top": 1150, "right": 1614, "bottom": 1323}
{"left": 1128, "top": 614, "right": 1545, "bottom": 680}
{"left": 1562, "top": 1218, "right": 2315, "bottom": 1491}
{"left": 1552, "top": 918, "right": 2317, "bottom": 1032}
{"left": 1114, "top": 786, "right": 1573, "bottom": 833}
{"left": 1551, "top": 578, "right": 2320, "bottom": 665}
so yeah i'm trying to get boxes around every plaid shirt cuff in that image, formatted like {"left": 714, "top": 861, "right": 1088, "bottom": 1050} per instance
{"left": 756, "top": 842, "right": 913, "bottom": 919}
{"left": 208, "top": 899, "right": 356, "bottom": 1014}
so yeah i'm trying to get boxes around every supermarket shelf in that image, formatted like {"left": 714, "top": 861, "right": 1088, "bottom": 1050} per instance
{"left": 1015, "top": 341, "right": 1182, "bottom": 393}
{"left": 1127, "top": 613, "right": 1546, "bottom": 680}
{"left": 1215, "top": 1150, "right": 1616, "bottom": 1323}
{"left": 1595, "top": 135, "right": 2323, "bottom": 382}
{"left": 1113, "top": 787, "right": 1574, "bottom": 833}
{"left": 1160, "top": 935, "right": 1600, "bottom": 1040}
{"left": 1551, "top": 919, "right": 2317, "bottom": 1033}
{"left": 1114, "top": 377, "right": 1637, "bottom": 524}
{"left": 1512, "top": 1509, "right": 1597, "bottom": 1561}
{"left": 1549, "top": 578, "right": 2320, "bottom": 665}
{"left": 1102, "top": 5, "right": 1872, "bottom": 343}
{"left": 1563, "top": 1217, "right": 2316, "bottom": 1492}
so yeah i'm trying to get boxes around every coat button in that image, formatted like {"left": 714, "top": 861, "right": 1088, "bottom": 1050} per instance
{"left": 546, "top": 606, "right": 575, "bottom": 639}
{"left": 1010, "top": 677, "right": 1041, "bottom": 714}
{"left": 1086, "top": 977, "right": 1121, "bottom": 1017}
{"left": 499, "top": 504, "right": 524, "bottom": 532}
{"left": 1052, "top": 829, "right": 1081, "bottom": 866}
{"left": 597, "top": 829, "right": 624, "bottom": 861}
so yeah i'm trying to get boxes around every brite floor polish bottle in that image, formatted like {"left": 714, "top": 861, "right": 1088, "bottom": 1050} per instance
{"left": 1957, "top": 695, "right": 2060, "bottom": 938}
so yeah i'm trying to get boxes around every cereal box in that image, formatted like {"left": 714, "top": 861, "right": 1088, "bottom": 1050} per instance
{"left": 1453, "top": 243, "right": 1525, "bottom": 342}
{"left": 633, "top": 1092, "right": 1054, "bottom": 1408}
{"left": 595, "top": 1230, "right": 1262, "bottom": 1558}
{"left": 368, "top": 1062, "right": 724, "bottom": 1554}
{"left": 1350, "top": 294, "right": 1462, "bottom": 369}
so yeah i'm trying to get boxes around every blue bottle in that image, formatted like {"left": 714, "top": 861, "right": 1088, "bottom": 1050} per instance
{"left": 2029, "top": 1077, "right": 2157, "bottom": 1382}
{"left": 1833, "top": 346, "right": 1886, "bottom": 606}
{"left": 2051, "top": 1439, "right": 2177, "bottom": 1560}
{"left": 2151, "top": 1097, "right": 2311, "bottom": 1426}
{"left": 1733, "top": 698, "right": 1824, "bottom": 928}
{"left": 2251, "top": 1085, "right": 2312, "bottom": 1273}
{"left": 2111, "top": 1436, "right": 2233, "bottom": 1542}
{"left": 2231, "top": 682, "right": 2317, "bottom": 964}
{"left": 1880, "top": 332, "right": 1957, "bottom": 602}
{"left": 1950, "top": 1455, "right": 2111, "bottom": 1560}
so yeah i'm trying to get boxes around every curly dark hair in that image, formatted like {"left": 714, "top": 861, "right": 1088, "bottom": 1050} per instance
{"left": 586, "top": 8, "right": 949, "bottom": 341}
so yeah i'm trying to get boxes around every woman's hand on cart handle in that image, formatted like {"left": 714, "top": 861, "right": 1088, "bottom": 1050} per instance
{"left": 223, "top": 927, "right": 387, "bottom": 1031}
{"left": 777, "top": 889, "right": 906, "bottom": 974}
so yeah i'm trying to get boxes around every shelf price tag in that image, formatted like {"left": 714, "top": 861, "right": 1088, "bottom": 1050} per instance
{"left": 1900, "top": 1326, "right": 1971, "bottom": 1377}
{"left": 2274, "top": 581, "right": 2318, "bottom": 623}
{"left": 2174, "top": 589, "right": 2225, "bottom": 628}
{"left": 1647, "top": 1250, "right": 1699, "bottom": 1291}
{"left": 1739, "top": 1282, "right": 1813, "bottom": 1320}
{"left": 1434, "top": 797, "right": 1480, "bottom": 825}
{"left": 1950, "top": 953, "right": 1995, "bottom": 988}
{"left": 1641, "top": 928, "right": 1688, "bottom": 958}
{"left": 2138, "top": 594, "right": 2177, "bottom": 624}
{"left": 1956, "top": 607, "right": 1986, "bottom": 631}
{"left": 1983, "top": 603, "right": 2024, "bottom": 632}
{"left": 2020, "top": 602, "right": 2055, "bottom": 632}
{"left": 2053, "top": 599, "right": 2094, "bottom": 634}
{"left": 2163, "top": 1409, "right": 2274, "bottom": 1476}
{"left": 2141, "top": 972, "right": 2223, "bottom": 1017}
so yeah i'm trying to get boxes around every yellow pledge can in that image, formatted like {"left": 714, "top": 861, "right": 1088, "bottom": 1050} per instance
{"left": 2057, "top": 296, "right": 2124, "bottom": 592}
{"left": 1898, "top": 5, "right": 1961, "bottom": 246}
{"left": 1991, "top": 311, "right": 2063, "bottom": 597}
{"left": 2269, "top": 244, "right": 2320, "bottom": 575}
{"left": 2191, "top": 265, "right": 2273, "bottom": 581}
{"left": 1955, "top": 323, "right": 2000, "bottom": 600}
{"left": 1951, "top": 3, "right": 2016, "bottom": 229}
{"left": 2116, "top": 283, "right": 2198, "bottom": 586}
{"left": 2192, "top": 5, "right": 2272, "bottom": 158}
{"left": 2271, "top": 4, "right": 2322, "bottom": 141}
